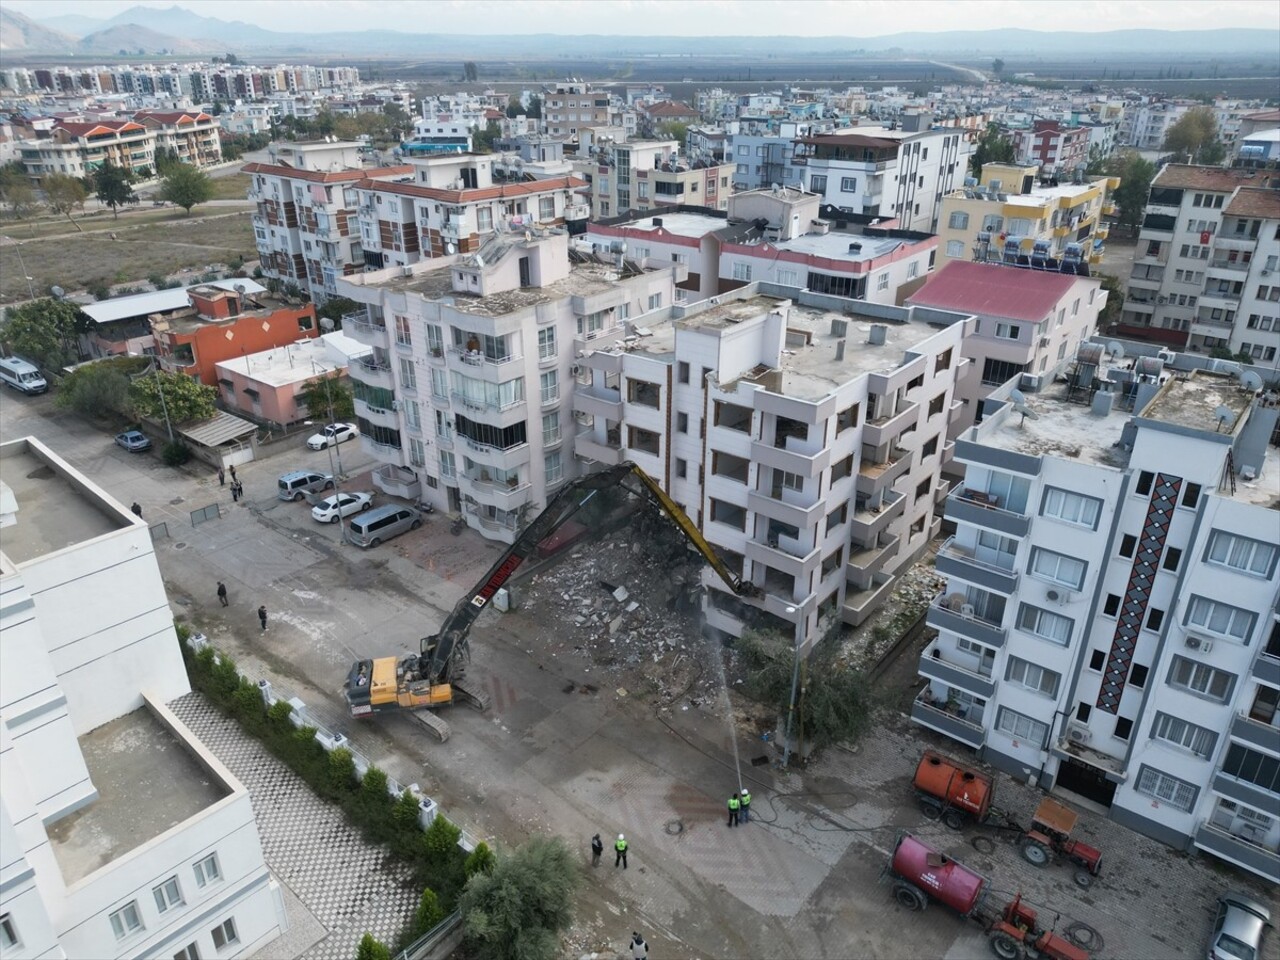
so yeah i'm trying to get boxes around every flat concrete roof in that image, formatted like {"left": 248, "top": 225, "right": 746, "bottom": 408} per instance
{"left": 1140, "top": 372, "right": 1254, "bottom": 435}
{"left": 773, "top": 231, "right": 907, "bottom": 263}
{"left": 47, "top": 707, "right": 228, "bottom": 885}
{"left": 0, "top": 442, "right": 125, "bottom": 564}
{"left": 974, "top": 379, "right": 1131, "bottom": 468}
{"left": 216, "top": 335, "right": 335, "bottom": 387}
{"left": 621, "top": 211, "right": 724, "bottom": 240}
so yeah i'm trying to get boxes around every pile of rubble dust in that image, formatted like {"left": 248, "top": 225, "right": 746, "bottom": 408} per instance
{"left": 511, "top": 514, "right": 730, "bottom": 705}
{"left": 836, "top": 549, "right": 945, "bottom": 673}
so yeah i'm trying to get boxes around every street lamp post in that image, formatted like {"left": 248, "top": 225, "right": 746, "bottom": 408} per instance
{"left": 6, "top": 239, "right": 36, "bottom": 300}
{"left": 781, "top": 604, "right": 806, "bottom": 769}
{"left": 309, "top": 360, "right": 346, "bottom": 543}
{"left": 129, "top": 353, "right": 175, "bottom": 442}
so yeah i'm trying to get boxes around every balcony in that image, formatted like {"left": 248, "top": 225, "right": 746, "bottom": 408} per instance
{"left": 850, "top": 489, "right": 905, "bottom": 542}
{"left": 855, "top": 447, "right": 911, "bottom": 496}
{"left": 1212, "top": 771, "right": 1279, "bottom": 816}
{"left": 1194, "top": 821, "right": 1280, "bottom": 885}
{"left": 372, "top": 464, "right": 420, "bottom": 500}
{"left": 936, "top": 536, "right": 1019, "bottom": 595}
{"left": 1231, "top": 712, "right": 1280, "bottom": 753}
{"left": 342, "top": 312, "right": 389, "bottom": 347}
{"left": 925, "top": 597, "right": 1007, "bottom": 648}
{"left": 749, "top": 438, "right": 832, "bottom": 478}
{"left": 1190, "top": 319, "right": 1236, "bottom": 339}
{"left": 842, "top": 575, "right": 894, "bottom": 626}
{"left": 746, "top": 489, "right": 823, "bottom": 530}
{"left": 349, "top": 356, "right": 394, "bottom": 391}
{"left": 575, "top": 428, "right": 624, "bottom": 465}
{"left": 572, "top": 384, "right": 623, "bottom": 420}
{"left": 745, "top": 537, "right": 818, "bottom": 581}
{"left": 944, "top": 487, "right": 1030, "bottom": 538}
{"left": 863, "top": 399, "right": 920, "bottom": 448}
{"left": 354, "top": 398, "right": 399, "bottom": 429}
{"left": 1255, "top": 647, "right": 1280, "bottom": 686}
{"left": 441, "top": 217, "right": 470, "bottom": 242}
{"left": 1208, "top": 259, "right": 1250, "bottom": 275}
{"left": 1213, "top": 236, "right": 1257, "bottom": 254}
{"left": 1196, "top": 290, "right": 1240, "bottom": 311}
{"left": 910, "top": 688, "right": 985, "bottom": 750}
{"left": 918, "top": 639, "right": 996, "bottom": 699}
{"left": 459, "top": 471, "right": 534, "bottom": 511}
{"left": 847, "top": 532, "right": 898, "bottom": 577}
{"left": 460, "top": 438, "right": 531, "bottom": 472}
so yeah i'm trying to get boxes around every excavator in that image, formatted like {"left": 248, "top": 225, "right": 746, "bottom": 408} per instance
{"left": 343, "top": 461, "right": 760, "bottom": 740}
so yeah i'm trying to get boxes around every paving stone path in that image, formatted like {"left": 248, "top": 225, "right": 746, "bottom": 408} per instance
{"left": 170, "top": 691, "right": 418, "bottom": 960}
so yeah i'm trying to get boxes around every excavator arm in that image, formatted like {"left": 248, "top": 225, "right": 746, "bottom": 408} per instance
{"left": 422, "top": 461, "right": 757, "bottom": 684}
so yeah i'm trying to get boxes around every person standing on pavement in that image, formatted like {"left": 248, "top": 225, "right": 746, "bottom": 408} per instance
{"left": 591, "top": 833, "right": 603, "bottom": 867}
{"left": 229, "top": 464, "right": 237, "bottom": 484}
{"left": 614, "top": 833, "right": 628, "bottom": 869}
{"left": 217, "top": 581, "right": 228, "bottom": 607}
{"left": 258, "top": 605, "right": 268, "bottom": 631}
{"left": 630, "top": 932, "right": 648, "bottom": 958}
{"left": 740, "top": 788, "right": 752, "bottom": 823}
{"left": 130, "top": 502, "right": 143, "bottom": 518}
{"left": 726, "top": 792, "right": 740, "bottom": 828}
{"left": 217, "top": 465, "right": 225, "bottom": 486}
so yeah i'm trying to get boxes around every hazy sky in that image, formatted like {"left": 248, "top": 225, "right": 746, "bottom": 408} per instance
{"left": 10, "top": 0, "right": 1279, "bottom": 36}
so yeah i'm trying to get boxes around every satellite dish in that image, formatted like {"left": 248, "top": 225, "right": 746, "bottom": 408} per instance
{"left": 445, "top": 242, "right": 456, "bottom": 255}
{"left": 1239, "top": 370, "right": 1263, "bottom": 391}
{"left": 1010, "top": 388, "right": 1027, "bottom": 406}
{"left": 1105, "top": 341, "right": 1125, "bottom": 360}
{"left": 1214, "top": 405, "right": 1237, "bottom": 431}
{"left": 234, "top": 283, "right": 247, "bottom": 296}
{"left": 51, "top": 285, "right": 65, "bottom": 299}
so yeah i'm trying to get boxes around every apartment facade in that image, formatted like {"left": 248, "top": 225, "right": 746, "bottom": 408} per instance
{"left": 19, "top": 119, "right": 152, "bottom": 182}
{"left": 935, "top": 162, "right": 1117, "bottom": 271}
{"left": 0, "top": 437, "right": 286, "bottom": 958}
{"left": 1118, "top": 99, "right": 1195, "bottom": 151}
{"left": 914, "top": 362, "right": 1280, "bottom": 884}
{"left": 1119, "top": 164, "right": 1280, "bottom": 360}
{"left": 133, "top": 110, "right": 222, "bottom": 167}
{"left": 542, "top": 81, "right": 611, "bottom": 137}
{"left": 1011, "top": 120, "right": 1090, "bottom": 178}
{"left": 577, "top": 140, "right": 735, "bottom": 219}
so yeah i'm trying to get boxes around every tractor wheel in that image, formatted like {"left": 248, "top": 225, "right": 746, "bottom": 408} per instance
{"left": 1021, "top": 839, "right": 1050, "bottom": 867}
{"left": 989, "top": 932, "right": 1025, "bottom": 960}
{"left": 942, "top": 809, "right": 966, "bottom": 831}
{"left": 893, "top": 882, "right": 927, "bottom": 911}
{"left": 1073, "top": 869, "right": 1094, "bottom": 888}
{"left": 919, "top": 801, "right": 942, "bottom": 821}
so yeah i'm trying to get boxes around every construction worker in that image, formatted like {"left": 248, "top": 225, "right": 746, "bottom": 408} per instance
{"left": 740, "top": 787, "right": 752, "bottom": 823}
{"left": 614, "top": 833, "right": 628, "bottom": 869}
{"left": 727, "top": 792, "right": 740, "bottom": 827}
{"left": 630, "top": 932, "right": 649, "bottom": 958}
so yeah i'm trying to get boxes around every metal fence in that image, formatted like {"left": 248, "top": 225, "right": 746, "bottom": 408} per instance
{"left": 393, "top": 911, "right": 463, "bottom": 960}
{"left": 149, "top": 521, "right": 169, "bottom": 541}
{"left": 189, "top": 503, "right": 222, "bottom": 527}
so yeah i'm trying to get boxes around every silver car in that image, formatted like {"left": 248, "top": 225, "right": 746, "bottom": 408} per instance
{"left": 1209, "top": 892, "right": 1272, "bottom": 960}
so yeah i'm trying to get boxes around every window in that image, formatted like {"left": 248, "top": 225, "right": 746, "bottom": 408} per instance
{"left": 539, "top": 370, "right": 559, "bottom": 404}
{"left": 677, "top": 361, "right": 690, "bottom": 384}
{"left": 1, "top": 915, "right": 18, "bottom": 951}
{"left": 211, "top": 917, "right": 239, "bottom": 950}
{"left": 809, "top": 174, "right": 827, "bottom": 192}
{"left": 154, "top": 876, "right": 184, "bottom": 914}
{"left": 1103, "top": 593, "right": 1122, "bottom": 616}
{"left": 907, "top": 260, "right": 920, "bottom": 279}
{"left": 946, "top": 240, "right": 965, "bottom": 258}
{"left": 1089, "top": 649, "right": 1106, "bottom": 671}
{"left": 1005, "top": 656, "right": 1060, "bottom": 697}
{"left": 777, "top": 268, "right": 799, "bottom": 286}
{"left": 193, "top": 853, "right": 221, "bottom": 888}
{"left": 110, "top": 901, "right": 143, "bottom": 941}
{"left": 537, "top": 326, "right": 556, "bottom": 360}
{"left": 539, "top": 195, "right": 555, "bottom": 220}
{"left": 1114, "top": 716, "right": 1133, "bottom": 740}
{"left": 877, "top": 272, "right": 889, "bottom": 291}
{"left": 1040, "top": 487, "right": 1101, "bottom": 529}
{"left": 1119, "top": 534, "right": 1137, "bottom": 558}
{"left": 545, "top": 450, "right": 563, "bottom": 484}
{"left": 1181, "top": 481, "right": 1201, "bottom": 508}
{"left": 995, "top": 707, "right": 1049, "bottom": 748}
{"left": 1151, "top": 712, "right": 1216, "bottom": 757}
{"left": 1029, "top": 547, "right": 1086, "bottom": 589}
{"left": 1015, "top": 603, "right": 1073, "bottom": 646}
{"left": 1185, "top": 596, "right": 1256, "bottom": 642}
{"left": 994, "top": 322, "right": 1020, "bottom": 340}
{"left": 677, "top": 412, "right": 688, "bottom": 433}
{"left": 732, "top": 262, "right": 752, "bottom": 282}
{"left": 928, "top": 393, "right": 945, "bottom": 417}
{"left": 1076, "top": 702, "right": 1092, "bottom": 722}
{"left": 1135, "top": 470, "right": 1154, "bottom": 496}
{"left": 1130, "top": 663, "right": 1149, "bottom": 687}
{"left": 1205, "top": 531, "right": 1278, "bottom": 577}
{"left": 394, "top": 313, "right": 412, "bottom": 347}
{"left": 948, "top": 211, "right": 970, "bottom": 230}
{"left": 542, "top": 411, "right": 561, "bottom": 445}
{"left": 1135, "top": 766, "right": 1197, "bottom": 811}
{"left": 1146, "top": 608, "right": 1165, "bottom": 632}
{"left": 1161, "top": 547, "right": 1182, "bottom": 571}
{"left": 1168, "top": 655, "right": 1235, "bottom": 702}
{"left": 647, "top": 293, "right": 662, "bottom": 311}
{"left": 921, "top": 435, "right": 938, "bottom": 459}
{"left": 675, "top": 459, "right": 687, "bottom": 479}
{"left": 175, "top": 944, "right": 201, "bottom": 960}
{"left": 475, "top": 207, "right": 492, "bottom": 231}
{"left": 840, "top": 176, "right": 857, "bottom": 192}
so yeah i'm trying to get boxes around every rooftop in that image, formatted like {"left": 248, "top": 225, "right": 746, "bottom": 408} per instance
{"left": 1224, "top": 187, "right": 1280, "bottom": 220}
{"left": 613, "top": 211, "right": 725, "bottom": 240}
{"left": 81, "top": 278, "right": 268, "bottom": 326}
{"left": 215, "top": 334, "right": 360, "bottom": 388}
{"left": 907, "top": 261, "right": 1079, "bottom": 323}
{"left": 971, "top": 378, "right": 1131, "bottom": 468}
{"left": 1153, "top": 163, "right": 1279, "bottom": 193}
{"left": 772, "top": 230, "right": 909, "bottom": 263}
{"left": 0, "top": 440, "right": 126, "bottom": 565}
{"left": 47, "top": 707, "right": 229, "bottom": 885}
{"left": 1140, "top": 371, "right": 1255, "bottom": 435}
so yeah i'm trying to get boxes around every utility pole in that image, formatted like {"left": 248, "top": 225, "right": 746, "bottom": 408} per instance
{"left": 311, "top": 360, "right": 346, "bottom": 543}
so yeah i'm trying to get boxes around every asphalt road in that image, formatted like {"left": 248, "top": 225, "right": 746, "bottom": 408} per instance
{"left": 3, "top": 394, "right": 1275, "bottom": 960}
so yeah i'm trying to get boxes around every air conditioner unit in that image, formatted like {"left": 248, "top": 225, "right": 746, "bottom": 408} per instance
{"left": 1066, "top": 722, "right": 1092, "bottom": 745}
{"left": 1046, "top": 589, "right": 1062, "bottom": 603}
{"left": 1040, "top": 337, "right": 1051, "bottom": 348}
{"left": 1185, "top": 635, "right": 1214, "bottom": 654}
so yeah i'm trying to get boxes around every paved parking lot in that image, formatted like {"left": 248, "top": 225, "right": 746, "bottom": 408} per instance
{"left": 4, "top": 393, "right": 1277, "bottom": 960}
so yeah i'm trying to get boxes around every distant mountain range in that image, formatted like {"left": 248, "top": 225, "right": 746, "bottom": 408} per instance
{"left": 4, "top": 4, "right": 1277, "bottom": 58}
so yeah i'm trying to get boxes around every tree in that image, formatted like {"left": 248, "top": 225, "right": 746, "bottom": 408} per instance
{"left": 505, "top": 95, "right": 523, "bottom": 118}
{"left": 382, "top": 102, "right": 411, "bottom": 141}
{"left": 55, "top": 355, "right": 148, "bottom": 417}
{"left": 992, "top": 57, "right": 1005, "bottom": 76}
{"left": 969, "top": 123, "right": 1015, "bottom": 179}
{"left": 657, "top": 120, "right": 689, "bottom": 147}
{"left": 298, "top": 376, "right": 355, "bottom": 421}
{"left": 460, "top": 835, "right": 580, "bottom": 960}
{"left": 160, "top": 164, "right": 215, "bottom": 216}
{"left": 1104, "top": 150, "right": 1156, "bottom": 233}
{"left": 472, "top": 120, "right": 502, "bottom": 154}
{"left": 1096, "top": 273, "right": 1124, "bottom": 328}
{"left": 354, "top": 933, "right": 391, "bottom": 960}
{"left": 463, "top": 61, "right": 478, "bottom": 83}
{"left": 154, "top": 147, "right": 181, "bottom": 176}
{"left": 94, "top": 161, "right": 137, "bottom": 219}
{"left": 526, "top": 95, "right": 542, "bottom": 119}
{"left": 0, "top": 162, "right": 39, "bottom": 228}
{"left": 42, "top": 173, "right": 88, "bottom": 232}
{"left": 1, "top": 298, "right": 86, "bottom": 369}
{"left": 1163, "top": 107, "right": 1226, "bottom": 165}
{"left": 128, "top": 369, "right": 217, "bottom": 423}
{"left": 316, "top": 296, "right": 358, "bottom": 328}
{"left": 410, "top": 887, "right": 446, "bottom": 940}
{"left": 464, "top": 841, "right": 496, "bottom": 879}
{"left": 1084, "top": 144, "right": 1108, "bottom": 177}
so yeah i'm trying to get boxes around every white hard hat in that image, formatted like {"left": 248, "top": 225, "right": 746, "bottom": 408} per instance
{"left": 618, "top": 833, "right": 625, "bottom": 840}
{"left": 741, "top": 788, "right": 749, "bottom": 795}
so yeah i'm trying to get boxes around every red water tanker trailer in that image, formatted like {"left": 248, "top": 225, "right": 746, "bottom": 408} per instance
{"left": 913, "top": 749, "right": 995, "bottom": 828}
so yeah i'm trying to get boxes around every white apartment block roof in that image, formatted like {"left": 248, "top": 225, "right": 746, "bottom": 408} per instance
{"left": 621, "top": 211, "right": 725, "bottom": 239}
{"left": 80, "top": 278, "right": 267, "bottom": 325}
{"left": 772, "top": 230, "right": 907, "bottom": 263}
{"left": 215, "top": 331, "right": 367, "bottom": 387}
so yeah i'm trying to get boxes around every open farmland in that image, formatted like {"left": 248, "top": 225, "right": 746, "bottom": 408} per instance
{"left": 0, "top": 210, "right": 257, "bottom": 304}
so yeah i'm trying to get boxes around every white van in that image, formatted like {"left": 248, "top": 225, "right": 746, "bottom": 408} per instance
{"left": 348, "top": 505, "right": 421, "bottom": 547}
{"left": 0, "top": 357, "right": 47, "bottom": 395}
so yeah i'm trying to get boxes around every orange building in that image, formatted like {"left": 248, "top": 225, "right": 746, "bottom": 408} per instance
{"left": 150, "top": 285, "right": 318, "bottom": 385}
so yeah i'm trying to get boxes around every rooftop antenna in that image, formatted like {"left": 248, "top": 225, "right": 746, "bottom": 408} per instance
{"left": 1010, "top": 388, "right": 1041, "bottom": 424}
{"left": 1213, "top": 405, "right": 1237, "bottom": 433}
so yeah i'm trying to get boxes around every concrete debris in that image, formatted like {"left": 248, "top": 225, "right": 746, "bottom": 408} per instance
{"left": 612, "top": 586, "right": 629, "bottom": 603}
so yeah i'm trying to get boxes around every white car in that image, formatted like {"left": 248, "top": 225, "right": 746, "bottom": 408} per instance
{"left": 306, "top": 423, "right": 359, "bottom": 450}
{"left": 311, "top": 491, "right": 373, "bottom": 523}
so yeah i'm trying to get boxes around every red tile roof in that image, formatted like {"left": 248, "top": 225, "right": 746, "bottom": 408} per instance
{"left": 361, "top": 175, "right": 586, "bottom": 204}
{"left": 1224, "top": 187, "right": 1280, "bottom": 220}
{"left": 133, "top": 111, "right": 214, "bottom": 125}
{"left": 1153, "top": 164, "right": 1267, "bottom": 192}
{"left": 55, "top": 119, "right": 145, "bottom": 138}
{"left": 641, "top": 100, "right": 699, "bottom": 118}
{"left": 906, "top": 260, "right": 1081, "bottom": 322}
{"left": 240, "top": 162, "right": 414, "bottom": 183}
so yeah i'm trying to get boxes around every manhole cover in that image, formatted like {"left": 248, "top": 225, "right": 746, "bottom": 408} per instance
{"left": 664, "top": 819, "right": 684, "bottom": 835}
{"left": 170, "top": 497, "right": 185, "bottom": 505}
{"left": 173, "top": 542, "right": 188, "bottom": 550}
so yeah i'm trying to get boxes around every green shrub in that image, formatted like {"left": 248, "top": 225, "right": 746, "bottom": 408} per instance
{"left": 161, "top": 441, "right": 192, "bottom": 466}
{"left": 88, "top": 280, "right": 112, "bottom": 301}
{"left": 410, "top": 887, "right": 445, "bottom": 940}
{"left": 231, "top": 681, "right": 266, "bottom": 732}
{"left": 464, "top": 841, "right": 496, "bottom": 879}
{"left": 325, "top": 747, "right": 357, "bottom": 798}
{"left": 355, "top": 932, "right": 391, "bottom": 960}
{"left": 392, "top": 789, "right": 423, "bottom": 842}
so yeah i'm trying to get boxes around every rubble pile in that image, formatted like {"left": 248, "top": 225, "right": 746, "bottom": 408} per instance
{"left": 837, "top": 553, "right": 945, "bottom": 671}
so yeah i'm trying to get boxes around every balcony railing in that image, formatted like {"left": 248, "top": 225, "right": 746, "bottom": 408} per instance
{"left": 944, "top": 487, "right": 1030, "bottom": 537}
{"left": 919, "top": 639, "right": 997, "bottom": 699}
{"left": 1208, "top": 259, "right": 1250, "bottom": 273}
{"left": 910, "top": 687, "right": 985, "bottom": 749}
{"left": 1194, "top": 820, "right": 1280, "bottom": 884}
{"left": 937, "top": 536, "right": 1019, "bottom": 594}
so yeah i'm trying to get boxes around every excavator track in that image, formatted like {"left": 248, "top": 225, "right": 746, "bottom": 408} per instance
{"left": 452, "top": 678, "right": 492, "bottom": 712}
{"left": 411, "top": 709, "right": 451, "bottom": 742}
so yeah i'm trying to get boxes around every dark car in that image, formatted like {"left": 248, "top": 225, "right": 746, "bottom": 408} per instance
{"left": 115, "top": 430, "right": 152, "bottom": 452}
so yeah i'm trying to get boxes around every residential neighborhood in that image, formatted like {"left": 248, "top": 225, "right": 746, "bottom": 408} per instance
{"left": 0, "top": 3, "right": 1277, "bottom": 959}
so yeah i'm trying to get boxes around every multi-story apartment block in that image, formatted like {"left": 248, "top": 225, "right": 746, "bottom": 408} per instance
{"left": 541, "top": 81, "right": 611, "bottom": 138}
{"left": 576, "top": 140, "right": 735, "bottom": 218}
{"left": 793, "top": 118, "right": 973, "bottom": 232}
{"left": 636, "top": 100, "right": 701, "bottom": 138}
{"left": 133, "top": 110, "right": 222, "bottom": 166}
{"left": 914, "top": 357, "right": 1280, "bottom": 883}
{"left": 0, "top": 436, "right": 288, "bottom": 957}
{"left": 935, "top": 161, "right": 1118, "bottom": 271}
{"left": 587, "top": 187, "right": 938, "bottom": 306}
{"left": 1118, "top": 99, "right": 1195, "bottom": 151}
{"left": 400, "top": 116, "right": 473, "bottom": 156}
{"left": 243, "top": 141, "right": 414, "bottom": 302}
{"left": 1119, "top": 164, "right": 1280, "bottom": 361}
{"left": 18, "top": 119, "right": 152, "bottom": 182}
{"left": 1011, "top": 119, "right": 1090, "bottom": 178}
{"left": 726, "top": 121, "right": 835, "bottom": 192}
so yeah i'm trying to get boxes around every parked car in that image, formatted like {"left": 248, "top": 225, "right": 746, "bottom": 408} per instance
{"left": 114, "top": 430, "right": 152, "bottom": 452}
{"left": 1209, "top": 892, "right": 1272, "bottom": 960}
{"left": 311, "top": 491, "right": 374, "bottom": 524}
{"left": 348, "top": 505, "right": 422, "bottom": 547}
{"left": 0, "top": 356, "right": 48, "bottom": 394}
{"left": 306, "top": 423, "right": 359, "bottom": 450}
{"left": 277, "top": 470, "right": 335, "bottom": 501}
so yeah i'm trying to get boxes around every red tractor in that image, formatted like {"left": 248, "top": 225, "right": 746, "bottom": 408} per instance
{"left": 1019, "top": 798, "right": 1104, "bottom": 888}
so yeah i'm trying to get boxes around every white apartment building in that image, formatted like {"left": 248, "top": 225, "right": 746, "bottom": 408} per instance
{"left": 1118, "top": 99, "right": 1195, "bottom": 152}
{"left": 1119, "top": 164, "right": 1280, "bottom": 363}
{"left": 915, "top": 359, "right": 1280, "bottom": 884}
{"left": 575, "top": 140, "right": 735, "bottom": 219}
{"left": 0, "top": 437, "right": 286, "bottom": 958}
{"left": 726, "top": 121, "right": 834, "bottom": 192}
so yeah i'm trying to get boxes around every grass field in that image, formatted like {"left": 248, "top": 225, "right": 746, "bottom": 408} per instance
{"left": 207, "top": 171, "right": 253, "bottom": 201}
{"left": 0, "top": 210, "right": 258, "bottom": 304}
